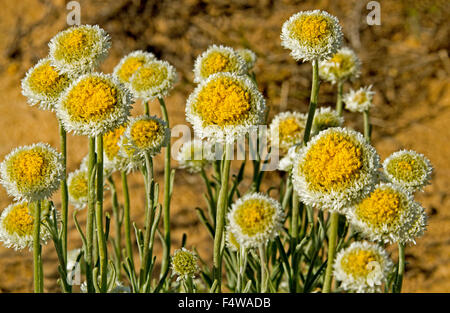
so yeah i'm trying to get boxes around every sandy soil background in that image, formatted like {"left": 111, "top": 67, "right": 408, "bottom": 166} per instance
{"left": 0, "top": 0, "right": 449, "bottom": 292}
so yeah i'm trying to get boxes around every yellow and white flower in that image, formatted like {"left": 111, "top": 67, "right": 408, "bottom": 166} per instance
{"left": 49, "top": 24, "right": 111, "bottom": 76}
{"left": 227, "top": 193, "right": 284, "bottom": 248}
{"left": 292, "top": 127, "right": 380, "bottom": 213}
{"left": 383, "top": 150, "right": 433, "bottom": 193}
{"left": 113, "top": 50, "right": 156, "bottom": 85}
{"left": 193, "top": 45, "right": 247, "bottom": 83}
{"left": 186, "top": 73, "right": 266, "bottom": 144}
{"left": 0, "top": 201, "right": 51, "bottom": 251}
{"left": 176, "top": 139, "right": 214, "bottom": 174}
{"left": 56, "top": 73, "right": 133, "bottom": 137}
{"left": 344, "top": 86, "right": 375, "bottom": 113}
{"left": 311, "top": 107, "right": 344, "bottom": 136}
{"left": 334, "top": 241, "right": 393, "bottom": 293}
{"left": 225, "top": 226, "right": 240, "bottom": 252}
{"left": 346, "top": 183, "right": 426, "bottom": 244}
{"left": 236, "top": 48, "right": 257, "bottom": 71}
{"left": 0, "top": 143, "right": 64, "bottom": 201}
{"left": 319, "top": 47, "right": 361, "bottom": 84}
{"left": 171, "top": 248, "right": 199, "bottom": 281}
{"left": 21, "top": 58, "right": 71, "bottom": 111}
{"left": 281, "top": 10, "right": 343, "bottom": 62}
{"left": 67, "top": 168, "right": 88, "bottom": 210}
{"left": 269, "top": 111, "right": 307, "bottom": 155}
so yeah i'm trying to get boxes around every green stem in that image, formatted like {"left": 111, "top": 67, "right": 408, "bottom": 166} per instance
{"left": 144, "top": 101, "right": 150, "bottom": 116}
{"left": 85, "top": 137, "right": 96, "bottom": 293}
{"left": 59, "top": 125, "right": 68, "bottom": 265}
{"left": 363, "top": 110, "right": 371, "bottom": 143}
{"left": 141, "top": 152, "right": 155, "bottom": 284}
{"left": 395, "top": 243, "right": 405, "bottom": 293}
{"left": 33, "top": 201, "right": 42, "bottom": 293}
{"left": 121, "top": 171, "right": 133, "bottom": 268}
{"left": 303, "top": 59, "right": 320, "bottom": 144}
{"left": 323, "top": 212, "right": 339, "bottom": 293}
{"left": 336, "top": 81, "right": 344, "bottom": 115}
{"left": 108, "top": 176, "right": 122, "bottom": 280}
{"left": 259, "top": 244, "right": 268, "bottom": 293}
{"left": 213, "top": 146, "right": 231, "bottom": 293}
{"left": 158, "top": 97, "right": 172, "bottom": 279}
{"left": 96, "top": 135, "right": 108, "bottom": 292}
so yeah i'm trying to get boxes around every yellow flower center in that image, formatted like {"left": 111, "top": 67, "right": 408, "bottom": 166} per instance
{"left": 313, "top": 112, "right": 341, "bottom": 133}
{"left": 195, "top": 77, "right": 251, "bottom": 126}
{"left": 386, "top": 155, "right": 425, "bottom": 183}
{"left": 117, "top": 57, "right": 147, "bottom": 83}
{"left": 289, "top": 15, "right": 331, "bottom": 46}
{"left": 354, "top": 92, "right": 368, "bottom": 105}
{"left": 173, "top": 250, "right": 197, "bottom": 276}
{"left": 131, "top": 63, "right": 168, "bottom": 91}
{"left": 28, "top": 61, "right": 68, "bottom": 96}
{"left": 329, "top": 53, "right": 353, "bottom": 73}
{"left": 278, "top": 117, "right": 303, "bottom": 145}
{"left": 341, "top": 249, "right": 378, "bottom": 277}
{"left": 200, "top": 52, "right": 234, "bottom": 78}
{"left": 234, "top": 199, "right": 275, "bottom": 237}
{"left": 301, "top": 133, "right": 362, "bottom": 191}
{"left": 3, "top": 203, "right": 34, "bottom": 237}
{"left": 69, "top": 172, "right": 88, "bottom": 200}
{"left": 9, "top": 150, "right": 49, "bottom": 188}
{"left": 356, "top": 188, "right": 402, "bottom": 229}
{"left": 65, "top": 77, "right": 118, "bottom": 122}
{"left": 54, "top": 28, "right": 97, "bottom": 63}
{"left": 130, "top": 119, "right": 161, "bottom": 149}
{"left": 228, "top": 230, "right": 240, "bottom": 250}
{"left": 103, "top": 125, "right": 127, "bottom": 160}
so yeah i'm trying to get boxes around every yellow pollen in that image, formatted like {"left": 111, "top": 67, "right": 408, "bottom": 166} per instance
{"left": 301, "top": 133, "right": 362, "bottom": 191}
{"left": 3, "top": 203, "right": 34, "bottom": 237}
{"left": 132, "top": 63, "right": 168, "bottom": 91}
{"left": 354, "top": 92, "right": 368, "bottom": 105}
{"left": 54, "top": 28, "right": 96, "bottom": 62}
{"left": 69, "top": 172, "right": 88, "bottom": 200}
{"left": 279, "top": 117, "right": 303, "bottom": 143}
{"left": 356, "top": 188, "right": 402, "bottom": 229}
{"left": 9, "top": 150, "right": 48, "bottom": 187}
{"left": 341, "top": 249, "right": 378, "bottom": 277}
{"left": 386, "top": 156, "right": 424, "bottom": 183}
{"left": 117, "top": 57, "right": 146, "bottom": 83}
{"left": 234, "top": 199, "right": 275, "bottom": 237}
{"left": 172, "top": 250, "right": 197, "bottom": 276}
{"left": 65, "top": 77, "right": 118, "bottom": 122}
{"left": 195, "top": 77, "right": 251, "bottom": 126}
{"left": 130, "top": 119, "right": 161, "bottom": 149}
{"left": 228, "top": 230, "right": 240, "bottom": 250}
{"left": 103, "top": 125, "right": 127, "bottom": 160}
{"left": 29, "top": 61, "right": 68, "bottom": 95}
{"left": 290, "top": 15, "right": 331, "bottom": 46}
{"left": 200, "top": 52, "right": 234, "bottom": 77}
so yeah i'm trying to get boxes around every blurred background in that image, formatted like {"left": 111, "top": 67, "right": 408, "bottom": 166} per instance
{"left": 0, "top": 0, "right": 449, "bottom": 292}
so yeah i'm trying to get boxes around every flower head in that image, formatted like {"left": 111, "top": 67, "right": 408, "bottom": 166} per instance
{"left": 236, "top": 48, "right": 257, "bottom": 71}
{"left": 176, "top": 139, "right": 214, "bottom": 174}
{"left": 49, "top": 25, "right": 111, "bottom": 76}
{"left": 21, "top": 58, "right": 71, "bottom": 111}
{"left": 344, "top": 86, "right": 375, "bottom": 113}
{"left": 171, "top": 248, "right": 199, "bottom": 281}
{"left": 281, "top": 10, "right": 343, "bottom": 62}
{"left": 0, "top": 143, "right": 64, "bottom": 201}
{"left": 292, "top": 127, "right": 380, "bottom": 213}
{"left": 186, "top": 73, "right": 265, "bottom": 144}
{"left": 334, "top": 241, "right": 393, "bottom": 293}
{"left": 113, "top": 50, "right": 156, "bottom": 85}
{"left": 124, "top": 115, "right": 170, "bottom": 158}
{"left": 228, "top": 193, "right": 284, "bottom": 248}
{"left": 193, "top": 45, "right": 247, "bottom": 83}
{"left": 383, "top": 150, "right": 433, "bottom": 193}
{"left": 56, "top": 73, "right": 133, "bottom": 137}
{"left": 319, "top": 47, "right": 361, "bottom": 84}
{"left": 278, "top": 144, "right": 301, "bottom": 172}
{"left": 347, "top": 183, "right": 426, "bottom": 244}
{"left": 269, "top": 111, "right": 307, "bottom": 155}
{"left": 311, "top": 107, "right": 344, "bottom": 136}
{"left": 102, "top": 123, "right": 128, "bottom": 173}
{"left": 0, "top": 201, "right": 51, "bottom": 251}
{"left": 225, "top": 227, "right": 241, "bottom": 252}
{"left": 67, "top": 168, "right": 88, "bottom": 210}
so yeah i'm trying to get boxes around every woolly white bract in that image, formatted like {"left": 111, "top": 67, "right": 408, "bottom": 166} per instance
{"left": 344, "top": 85, "right": 375, "bottom": 113}
{"left": 311, "top": 106, "right": 344, "bottom": 136}
{"left": 67, "top": 168, "right": 88, "bottom": 210}
{"left": 281, "top": 10, "right": 343, "bottom": 62}
{"left": 227, "top": 193, "right": 284, "bottom": 249}
{"left": 382, "top": 150, "right": 433, "bottom": 193}
{"left": 56, "top": 73, "right": 133, "bottom": 137}
{"left": 176, "top": 139, "right": 215, "bottom": 174}
{"left": 269, "top": 111, "right": 307, "bottom": 154}
{"left": 291, "top": 127, "right": 380, "bottom": 213}
{"left": 334, "top": 241, "right": 393, "bottom": 293}
{"left": 319, "top": 47, "right": 361, "bottom": 84}
{"left": 113, "top": 50, "right": 156, "bottom": 85}
{"left": 49, "top": 24, "right": 111, "bottom": 76}
{"left": 185, "top": 72, "right": 266, "bottom": 144}
{"left": 0, "top": 143, "right": 64, "bottom": 201}
{"left": 193, "top": 45, "right": 247, "bottom": 83}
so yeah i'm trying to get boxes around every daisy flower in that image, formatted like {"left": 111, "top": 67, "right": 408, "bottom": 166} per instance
{"left": 227, "top": 193, "right": 284, "bottom": 249}
{"left": 0, "top": 143, "right": 64, "bottom": 201}
{"left": 319, "top": 47, "right": 361, "bottom": 84}
{"left": 225, "top": 226, "right": 241, "bottom": 252}
{"left": 334, "top": 241, "right": 393, "bottom": 293}
{"left": 21, "top": 58, "right": 71, "bottom": 111}
{"left": 193, "top": 45, "right": 247, "bottom": 83}
{"left": 291, "top": 127, "right": 380, "bottom": 213}
{"left": 56, "top": 73, "right": 133, "bottom": 137}
{"left": 347, "top": 182, "right": 426, "bottom": 244}
{"left": 344, "top": 86, "right": 375, "bottom": 113}
{"left": 0, "top": 201, "right": 51, "bottom": 251}
{"left": 269, "top": 111, "right": 307, "bottom": 155}
{"left": 171, "top": 248, "right": 199, "bottom": 281}
{"left": 67, "top": 168, "right": 88, "bottom": 210}
{"left": 113, "top": 50, "right": 156, "bottom": 85}
{"left": 382, "top": 150, "right": 433, "bottom": 193}
{"left": 186, "top": 73, "right": 266, "bottom": 144}
{"left": 281, "top": 10, "right": 343, "bottom": 62}
{"left": 49, "top": 24, "right": 111, "bottom": 76}
{"left": 311, "top": 107, "right": 344, "bottom": 136}
{"left": 277, "top": 144, "right": 301, "bottom": 172}
{"left": 176, "top": 139, "right": 214, "bottom": 174}
{"left": 103, "top": 123, "right": 128, "bottom": 173}
{"left": 236, "top": 48, "right": 257, "bottom": 71}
